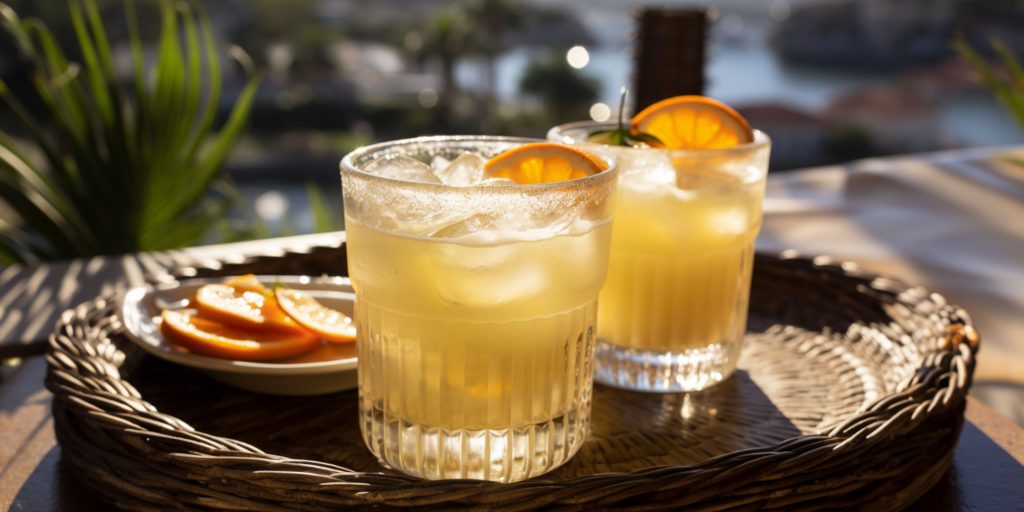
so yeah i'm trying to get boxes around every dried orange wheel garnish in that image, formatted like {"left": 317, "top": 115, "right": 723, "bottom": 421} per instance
{"left": 631, "top": 95, "right": 753, "bottom": 150}
{"left": 193, "top": 282, "right": 304, "bottom": 333}
{"left": 160, "top": 310, "right": 320, "bottom": 361}
{"left": 223, "top": 274, "right": 267, "bottom": 294}
{"left": 484, "top": 142, "right": 608, "bottom": 184}
{"left": 275, "top": 288, "right": 357, "bottom": 343}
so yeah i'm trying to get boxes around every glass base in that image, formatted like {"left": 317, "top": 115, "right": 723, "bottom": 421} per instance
{"left": 362, "top": 402, "right": 589, "bottom": 482}
{"left": 594, "top": 340, "right": 740, "bottom": 393}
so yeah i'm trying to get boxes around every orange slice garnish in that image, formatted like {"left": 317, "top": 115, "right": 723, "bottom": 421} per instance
{"left": 160, "top": 310, "right": 320, "bottom": 361}
{"left": 275, "top": 288, "right": 357, "bottom": 343}
{"left": 484, "top": 142, "right": 608, "bottom": 184}
{"left": 631, "top": 95, "right": 753, "bottom": 150}
{"left": 193, "top": 283, "right": 305, "bottom": 333}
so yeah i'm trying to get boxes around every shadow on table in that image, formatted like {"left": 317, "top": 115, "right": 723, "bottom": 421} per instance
{"left": 551, "top": 370, "right": 802, "bottom": 476}
{"left": 908, "top": 420, "right": 1024, "bottom": 511}
{"left": 132, "top": 357, "right": 800, "bottom": 478}
{"left": 10, "top": 446, "right": 118, "bottom": 512}
{"left": 0, "top": 250, "right": 200, "bottom": 360}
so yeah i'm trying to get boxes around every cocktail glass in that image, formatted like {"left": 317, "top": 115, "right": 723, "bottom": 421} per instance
{"left": 340, "top": 136, "right": 617, "bottom": 482}
{"left": 549, "top": 122, "right": 770, "bottom": 392}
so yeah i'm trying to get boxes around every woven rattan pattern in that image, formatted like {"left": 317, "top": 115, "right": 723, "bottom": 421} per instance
{"left": 46, "top": 246, "right": 978, "bottom": 510}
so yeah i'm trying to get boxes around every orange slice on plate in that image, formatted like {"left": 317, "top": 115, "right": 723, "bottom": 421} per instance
{"left": 160, "top": 310, "right": 320, "bottom": 361}
{"left": 275, "top": 288, "right": 357, "bottom": 343}
{"left": 193, "top": 283, "right": 304, "bottom": 333}
{"left": 484, "top": 142, "right": 608, "bottom": 184}
{"left": 631, "top": 95, "right": 753, "bottom": 150}
{"left": 223, "top": 274, "right": 267, "bottom": 294}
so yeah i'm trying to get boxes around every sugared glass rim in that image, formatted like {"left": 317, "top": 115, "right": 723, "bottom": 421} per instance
{"left": 340, "top": 135, "right": 618, "bottom": 192}
{"left": 547, "top": 121, "right": 771, "bottom": 156}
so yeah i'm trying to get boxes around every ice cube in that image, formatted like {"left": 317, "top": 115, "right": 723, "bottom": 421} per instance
{"left": 438, "top": 259, "right": 548, "bottom": 307}
{"left": 620, "top": 151, "right": 675, "bottom": 186}
{"left": 434, "top": 153, "right": 486, "bottom": 186}
{"left": 534, "top": 209, "right": 577, "bottom": 234}
{"left": 678, "top": 167, "right": 743, "bottom": 190}
{"left": 365, "top": 155, "right": 442, "bottom": 184}
{"left": 428, "top": 213, "right": 499, "bottom": 238}
{"left": 435, "top": 240, "right": 514, "bottom": 271}
{"left": 430, "top": 156, "right": 451, "bottom": 173}
{"left": 709, "top": 205, "right": 751, "bottom": 235}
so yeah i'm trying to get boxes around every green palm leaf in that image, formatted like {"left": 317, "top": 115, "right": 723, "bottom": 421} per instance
{"left": 0, "top": 0, "right": 261, "bottom": 263}
{"left": 954, "top": 33, "right": 1024, "bottom": 131}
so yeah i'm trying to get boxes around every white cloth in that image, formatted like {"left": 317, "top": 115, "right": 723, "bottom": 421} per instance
{"left": 758, "top": 146, "right": 1024, "bottom": 384}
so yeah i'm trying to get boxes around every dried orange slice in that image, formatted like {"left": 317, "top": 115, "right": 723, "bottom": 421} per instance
{"left": 275, "top": 288, "right": 357, "bottom": 343}
{"left": 631, "top": 95, "right": 753, "bottom": 150}
{"left": 484, "top": 142, "right": 608, "bottom": 184}
{"left": 224, "top": 274, "right": 266, "bottom": 294}
{"left": 193, "top": 283, "right": 304, "bottom": 333}
{"left": 160, "top": 310, "right": 320, "bottom": 361}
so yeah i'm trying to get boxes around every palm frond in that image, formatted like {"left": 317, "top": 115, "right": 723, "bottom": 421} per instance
{"left": 0, "top": 0, "right": 262, "bottom": 261}
{"left": 953, "top": 33, "right": 1024, "bottom": 131}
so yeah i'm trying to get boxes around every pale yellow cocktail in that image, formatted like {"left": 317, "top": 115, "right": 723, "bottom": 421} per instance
{"left": 340, "top": 137, "right": 617, "bottom": 482}
{"left": 551, "top": 120, "right": 770, "bottom": 392}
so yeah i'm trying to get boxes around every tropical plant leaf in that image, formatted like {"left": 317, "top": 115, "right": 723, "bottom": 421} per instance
{"left": 0, "top": 0, "right": 261, "bottom": 262}
{"left": 0, "top": 134, "right": 91, "bottom": 255}
{"left": 0, "top": 227, "right": 29, "bottom": 265}
{"left": 954, "top": 33, "right": 1024, "bottom": 132}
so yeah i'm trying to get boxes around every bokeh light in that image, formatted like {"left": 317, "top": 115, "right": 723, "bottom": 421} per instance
{"left": 589, "top": 102, "right": 611, "bottom": 122}
{"left": 404, "top": 32, "right": 423, "bottom": 52}
{"left": 418, "top": 88, "right": 439, "bottom": 108}
{"left": 566, "top": 45, "right": 590, "bottom": 69}
{"left": 255, "top": 191, "right": 288, "bottom": 222}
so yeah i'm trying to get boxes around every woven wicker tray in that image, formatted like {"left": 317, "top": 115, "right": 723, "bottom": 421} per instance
{"left": 46, "top": 244, "right": 979, "bottom": 511}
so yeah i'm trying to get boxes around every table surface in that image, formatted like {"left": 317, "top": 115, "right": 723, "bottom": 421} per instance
{"left": 2, "top": 146, "right": 1024, "bottom": 509}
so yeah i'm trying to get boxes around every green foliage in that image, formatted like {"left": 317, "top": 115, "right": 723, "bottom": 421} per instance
{"left": 825, "top": 125, "right": 877, "bottom": 162}
{"left": 953, "top": 33, "right": 1024, "bottom": 132}
{"left": 0, "top": 0, "right": 261, "bottom": 264}
{"left": 587, "top": 88, "right": 664, "bottom": 148}
{"left": 212, "top": 0, "right": 333, "bottom": 75}
{"left": 463, "top": 0, "right": 522, "bottom": 56}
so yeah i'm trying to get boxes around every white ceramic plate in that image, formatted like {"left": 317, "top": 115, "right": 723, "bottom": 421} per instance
{"left": 120, "top": 275, "right": 358, "bottom": 396}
